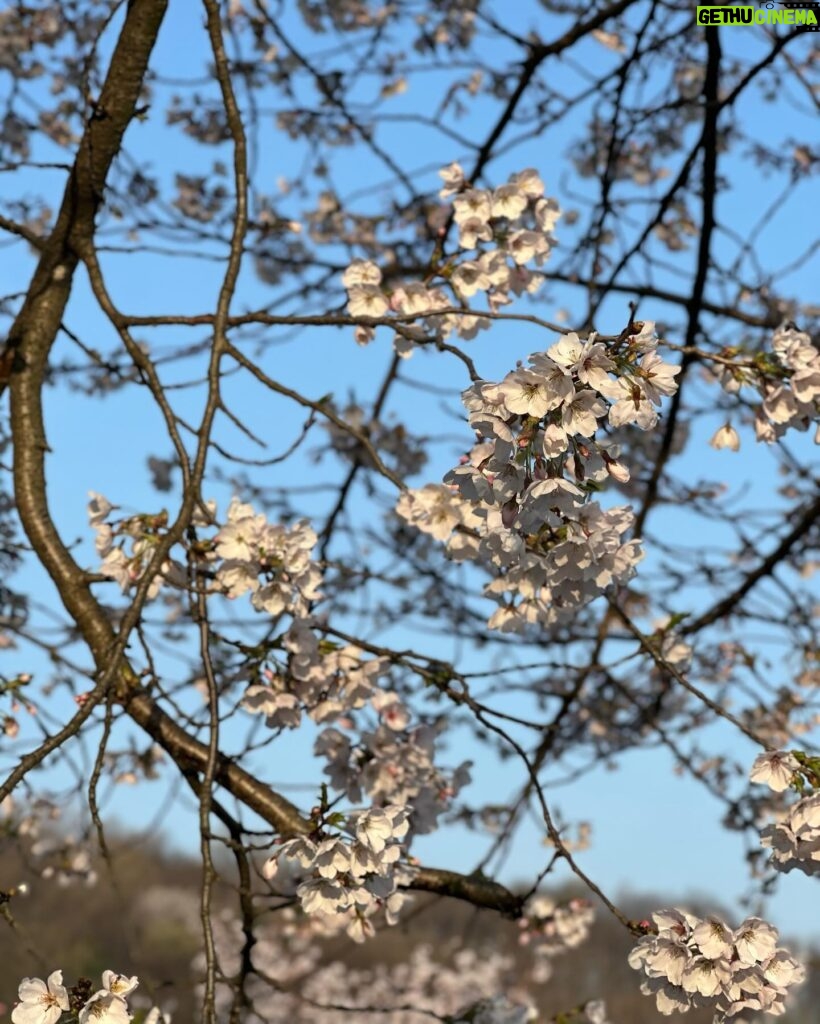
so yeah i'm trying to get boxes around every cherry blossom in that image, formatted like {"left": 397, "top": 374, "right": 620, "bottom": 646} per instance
{"left": 340, "top": 165, "right": 562, "bottom": 357}
{"left": 78, "top": 991, "right": 131, "bottom": 1023}
{"left": 347, "top": 285, "right": 390, "bottom": 318}
{"left": 341, "top": 259, "right": 382, "bottom": 288}
{"left": 582, "top": 1001, "right": 611, "bottom": 1024}
{"left": 760, "top": 793, "right": 820, "bottom": 876}
{"left": 750, "top": 750, "right": 800, "bottom": 792}
{"left": 4, "top": 0, "right": 820, "bottom": 1017}
{"left": 11, "top": 971, "right": 69, "bottom": 1024}
{"left": 629, "top": 909, "right": 803, "bottom": 1020}
{"left": 101, "top": 972, "right": 138, "bottom": 999}
{"left": 262, "top": 804, "right": 413, "bottom": 942}
{"left": 11, "top": 969, "right": 142, "bottom": 1024}
{"left": 453, "top": 189, "right": 492, "bottom": 226}
{"left": 394, "top": 318, "right": 685, "bottom": 634}
{"left": 213, "top": 498, "right": 322, "bottom": 616}
{"left": 490, "top": 184, "right": 528, "bottom": 220}
{"left": 87, "top": 495, "right": 180, "bottom": 601}
{"left": 709, "top": 423, "right": 741, "bottom": 451}
{"left": 439, "top": 161, "right": 466, "bottom": 197}
{"left": 712, "top": 323, "right": 820, "bottom": 444}
{"left": 395, "top": 483, "right": 479, "bottom": 542}
{"left": 519, "top": 895, "right": 595, "bottom": 962}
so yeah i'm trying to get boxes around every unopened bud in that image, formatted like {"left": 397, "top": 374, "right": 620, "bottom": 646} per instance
{"left": 501, "top": 499, "right": 519, "bottom": 528}
{"left": 605, "top": 458, "right": 630, "bottom": 483}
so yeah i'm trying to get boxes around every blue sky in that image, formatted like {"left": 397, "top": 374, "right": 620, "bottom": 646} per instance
{"left": 1, "top": 1, "right": 819, "bottom": 947}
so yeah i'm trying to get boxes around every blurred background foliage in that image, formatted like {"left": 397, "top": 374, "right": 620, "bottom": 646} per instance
{"left": 1, "top": 831, "right": 818, "bottom": 1021}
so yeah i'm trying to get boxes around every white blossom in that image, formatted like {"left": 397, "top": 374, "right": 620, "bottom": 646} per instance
{"left": 760, "top": 792, "right": 820, "bottom": 875}
{"left": 458, "top": 216, "right": 494, "bottom": 249}
{"left": 534, "top": 197, "right": 561, "bottom": 232}
{"left": 582, "top": 1000, "right": 611, "bottom": 1024}
{"left": 87, "top": 492, "right": 114, "bottom": 527}
{"left": 452, "top": 189, "right": 492, "bottom": 226}
{"left": 347, "top": 284, "right": 390, "bottom": 318}
{"left": 750, "top": 750, "right": 800, "bottom": 792}
{"left": 709, "top": 423, "right": 741, "bottom": 451}
{"left": 341, "top": 259, "right": 382, "bottom": 288}
{"left": 506, "top": 228, "right": 549, "bottom": 265}
{"left": 490, "top": 184, "right": 528, "bottom": 220}
{"left": 101, "top": 972, "right": 138, "bottom": 999}
{"left": 509, "top": 167, "right": 544, "bottom": 198}
{"left": 144, "top": 1011, "right": 171, "bottom": 1024}
{"left": 213, "top": 501, "right": 322, "bottom": 617}
{"left": 439, "top": 161, "right": 466, "bottom": 197}
{"left": 396, "top": 484, "right": 475, "bottom": 542}
{"left": 452, "top": 260, "right": 491, "bottom": 298}
{"left": 733, "top": 918, "right": 778, "bottom": 965}
{"left": 352, "top": 805, "right": 409, "bottom": 854}
{"left": 629, "top": 909, "right": 802, "bottom": 1020}
{"left": 11, "top": 971, "right": 69, "bottom": 1024}
{"left": 547, "top": 333, "right": 614, "bottom": 391}
{"left": 79, "top": 992, "right": 131, "bottom": 1023}
{"left": 561, "top": 389, "right": 606, "bottom": 437}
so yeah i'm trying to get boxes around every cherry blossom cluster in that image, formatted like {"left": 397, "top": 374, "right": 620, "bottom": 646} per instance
{"left": 342, "top": 164, "right": 560, "bottom": 357}
{"left": 194, "top": 903, "right": 614, "bottom": 1023}
{"left": 88, "top": 492, "right": 180, "bottom": 600}
{"left": 213, "top": 497, "right": 322, "bottom": 616}
{"left": 761, "top": 795, "right": 820, "bottom": 876}
{"left": 238, "top": 619, "right": 470, "bottom": 833}
{"left": 518, "top": 895, "right": 595, "bottom": 982}
{"left": 30, "top": 837, "right": 97, "bottom": 888}
{"left": 240, "top": 619, "right": 392, "bottom": 729}
{"left": 88, "top": 493, "right": 323, "bottom": 616}
{"left": 319, "top": 712, "right": 470, "bottom": 831}
{"left": 628, "top": 908, "right": 804, "bottom": 1020}
{"left": 397, "top": 323, "right": 680, "bottom": 631}
{"left": 750, "top": 749, "right": 820, "bottom": 876}
{"left": 2, "top": 795, "right": 98, "bottom": 887}
{"left": 9, "top": 969, "right": 166, "bottom": 1024}
{"left": 316, "top": 720, "right": 472, "bottom": 834}
{"left": 198, "top": 910, "right": 543, "bottom": 1024}
{"left": 262, "top": 805, "right": 412, "bottom": 942}
{"left": 713, "top": 323, "right": 820, "bottom": 447}
{"left": 443, "top": 162, "right": 559, "bottom": 264}
{"left": 396, "top": 478, "right": 643, "bottom": 634}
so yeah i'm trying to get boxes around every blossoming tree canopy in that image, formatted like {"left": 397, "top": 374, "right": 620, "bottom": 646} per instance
{"left": 0, "top": 0, "right": 818, "bottom": 1022}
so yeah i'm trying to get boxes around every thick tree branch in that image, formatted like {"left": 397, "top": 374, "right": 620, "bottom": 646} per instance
{"left": 8, "top": 0, "right": 168, "bottom": 647}
{"left": 2, "top": 0, "right": 170, "bottom": 802}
